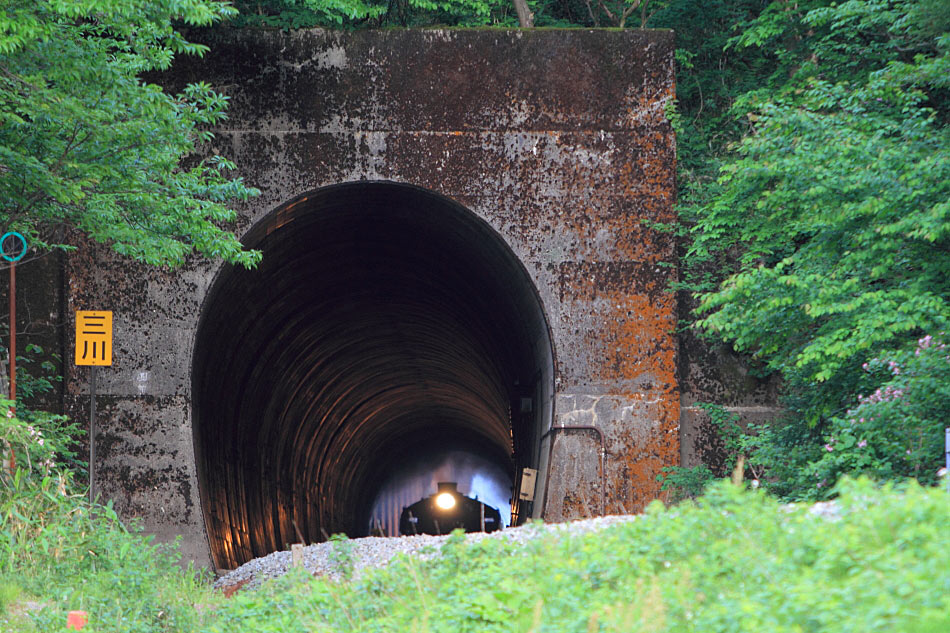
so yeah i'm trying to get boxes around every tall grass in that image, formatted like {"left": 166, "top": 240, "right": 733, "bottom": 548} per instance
{"left": 0, "top": 402, "right": 217, "bottom": 632}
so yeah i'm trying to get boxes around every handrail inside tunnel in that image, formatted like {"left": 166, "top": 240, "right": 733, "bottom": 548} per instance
{"left": 192, "top": 182, "right": 555, "bottom": 569}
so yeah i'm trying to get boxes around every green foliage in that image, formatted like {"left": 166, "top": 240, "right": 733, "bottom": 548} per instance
{"left": 656, "top": 462, "right": 714, "bottom": 501}
{"left": 657, "top": 403, "right": 751, "bottom": 500}
{"left": 328, "top": 533, "right": 356, "bottom": 580}
{"left": 225, "top": 0, "right": 687, "bottom": 31}
{"left": 646, "top": 1, "right": 788, "bottom": 297}
{"left": 0, "top": 403, "right": 216, "bottom": 632}
{"left": 11, "top": 343, "right": 58, "bottom": 404}
{"left": 0, "top": 397, "right": 77, "bottom": 481}
{"left": 229, "top": 0, "right": 386, "bottom": 27}
{"left": 0, "top": 0, "right": 261, "bottom": 268}
{"left": 805, "top": 334, "right": 950, "bottom": 494}
{"left": 0, "top": 579, "right": 20, "bottom": 613}
{"left": 696, "top": 401, "right": 747, "bottom": 459}
{"left": 208, "top": 479, "right": 950, "bottom": 632}
{"left": 576, "top": 0, "right": 670, "bottom": 29}
{"left": 685, "top": 0, "right": 950, "bottom": 496}
{"left": 0, "top": 342, "right": 60, "bottom": 413}
{"left": 228, "top": 0, "right": 513, "bottom": 28}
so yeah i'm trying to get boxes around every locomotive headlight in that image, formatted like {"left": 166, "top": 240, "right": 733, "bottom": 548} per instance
{"left": 435, "top": 492, "right": 456, "bottom": 510}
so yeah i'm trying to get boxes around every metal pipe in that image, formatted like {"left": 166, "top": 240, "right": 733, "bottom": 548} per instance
{"left": 89, "top": 366, "right": 96, "bottom": 503}
{"left": 539, "top": 424, "right": 606, "bottom": 517}
{"left": 7, "top": 261, "right": 15, "bottom": 474}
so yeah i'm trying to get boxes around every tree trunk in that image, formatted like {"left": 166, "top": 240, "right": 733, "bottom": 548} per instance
{"left": 513, "top": 0, "right": 534, "bottom": 27}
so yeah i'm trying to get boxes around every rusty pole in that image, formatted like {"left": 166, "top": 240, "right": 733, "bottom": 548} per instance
{"left": 7, "top": 260, "right": 15, "bottom": 474}
{"left": 9, "top": 260, "right": 14, "bottom": 408}
{"left": 3, "top": 232, "right": 27, "bottom": 474}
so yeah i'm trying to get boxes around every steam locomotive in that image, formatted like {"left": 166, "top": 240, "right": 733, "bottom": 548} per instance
{"left": 399, "top": 482, "right": 502, "bottom": 536}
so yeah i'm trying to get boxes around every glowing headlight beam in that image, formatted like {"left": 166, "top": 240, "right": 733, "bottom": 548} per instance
{"left": 435, "top": 492, "right": 456, "bottom": 510}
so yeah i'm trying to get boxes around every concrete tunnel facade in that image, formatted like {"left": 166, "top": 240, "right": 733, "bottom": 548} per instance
{"left": 57, "top": 28, "right": 679, "bottom": 569}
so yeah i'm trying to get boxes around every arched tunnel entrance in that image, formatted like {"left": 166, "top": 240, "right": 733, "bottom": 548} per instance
{"left": 193, "top": 183, "right": 555, "bottom": 569}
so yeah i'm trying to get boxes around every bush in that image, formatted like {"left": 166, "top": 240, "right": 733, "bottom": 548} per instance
{"left": 663, "top": 333, "right": 950, "bottom": 499}
{"left": 0, "top": 402, "right": 216, "bottom": 632}
{"left": 684, "top": 0, "right": 950, "bottom": 501}
{"left": 657, "top": 403, "right": 751, "bottom": 500}
{"left": 806, "top": 333, "right": 950, "bottom": 495}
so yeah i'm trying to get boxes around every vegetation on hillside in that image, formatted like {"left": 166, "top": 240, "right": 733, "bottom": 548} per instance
{"left": 0, "top": 0, "right": 947, "bottom": 628}
{"left": 680, "top": 0, "right": 950, "bottom": 498}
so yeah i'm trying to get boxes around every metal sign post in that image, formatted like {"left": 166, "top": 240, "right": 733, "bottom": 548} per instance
{"left": 2, "top": 232, "right": 27, "bottom": 476}
{"left": 89, "top": 365, "right": 96, "bottom": 503}
{"left": 75, "top": 311, "right": 113, "bottom": 502}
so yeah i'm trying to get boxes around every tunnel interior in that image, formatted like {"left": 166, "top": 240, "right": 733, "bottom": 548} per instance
{"left": 192, "top": 182, "right": 554, "bottom": 569}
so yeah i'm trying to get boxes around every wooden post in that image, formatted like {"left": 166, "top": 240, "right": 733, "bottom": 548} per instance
{"left": 291, "top": 543, "right": 304, "bottom": 568}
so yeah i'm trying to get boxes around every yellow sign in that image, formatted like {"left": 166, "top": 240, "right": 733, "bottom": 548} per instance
{"left": 75, "top": 311, "right": 113, "bottom": 366}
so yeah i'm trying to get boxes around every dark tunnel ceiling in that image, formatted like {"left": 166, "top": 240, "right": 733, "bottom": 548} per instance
{"left": 193, "top": 182, "right": 554, "bottom": 569}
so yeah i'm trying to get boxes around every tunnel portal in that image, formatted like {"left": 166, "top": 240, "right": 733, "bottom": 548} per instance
{"left": 193, "top": 183, "right": 554, "bottom": 569}
{"left": 51, "top": 29, "right": 681, "bottom": 569}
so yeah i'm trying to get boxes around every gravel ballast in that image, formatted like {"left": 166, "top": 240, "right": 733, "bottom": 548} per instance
{"left": 214, "top": 501, "right": 844, "bottom": 595}
{"left": 213, "top": 514, "right": 641, "bottom": 595}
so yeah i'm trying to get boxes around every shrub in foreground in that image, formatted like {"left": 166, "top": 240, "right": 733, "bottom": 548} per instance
{"left": 0, "top": 402, "right": 214, "bottom": 632}
{"left": 211, "top": 478, "right": 950, "bottom": 632}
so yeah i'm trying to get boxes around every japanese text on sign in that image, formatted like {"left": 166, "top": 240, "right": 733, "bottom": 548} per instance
{"left": 75, "top": 311, "right": 113, "bottom": 366}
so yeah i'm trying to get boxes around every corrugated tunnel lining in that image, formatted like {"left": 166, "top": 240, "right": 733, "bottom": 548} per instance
{"left": 192, "top": 182, "right": 553, "bottom": 569}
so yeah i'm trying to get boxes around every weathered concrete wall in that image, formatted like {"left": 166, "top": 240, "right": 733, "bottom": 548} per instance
{"left": 2, "top": 252, "right": 65, "bottom": 410}
{"left": 62, "top": 247, "right": 213, "bottom": 564}
{"left": 56, "top": 28, "right": 678, "bottom": 566}
{"left": 677, "top": 292, "right": 783, "bottom": 473}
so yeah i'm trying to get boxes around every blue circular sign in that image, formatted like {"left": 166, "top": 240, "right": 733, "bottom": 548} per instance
{"left": 0, "top": 232, "right": 27, "bottom": 262}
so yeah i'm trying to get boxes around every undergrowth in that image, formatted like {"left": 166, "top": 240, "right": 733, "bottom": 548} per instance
{"left": 3, "top": 395, "right": 948, "bottom": 631}
{"left": 211, "top": 478, "right": 950, "bottom": 632}
{"left": 0, "top": 401, "right": 216, "bottom": 632}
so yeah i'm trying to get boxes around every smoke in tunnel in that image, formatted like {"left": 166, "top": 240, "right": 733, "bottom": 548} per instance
{"left": 369, "top": 450, "right": 512, "bottom": 536}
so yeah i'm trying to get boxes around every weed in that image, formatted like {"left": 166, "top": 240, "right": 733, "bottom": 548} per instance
{"left": 327, "top": 533, "right": 355, "bottom": 581}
